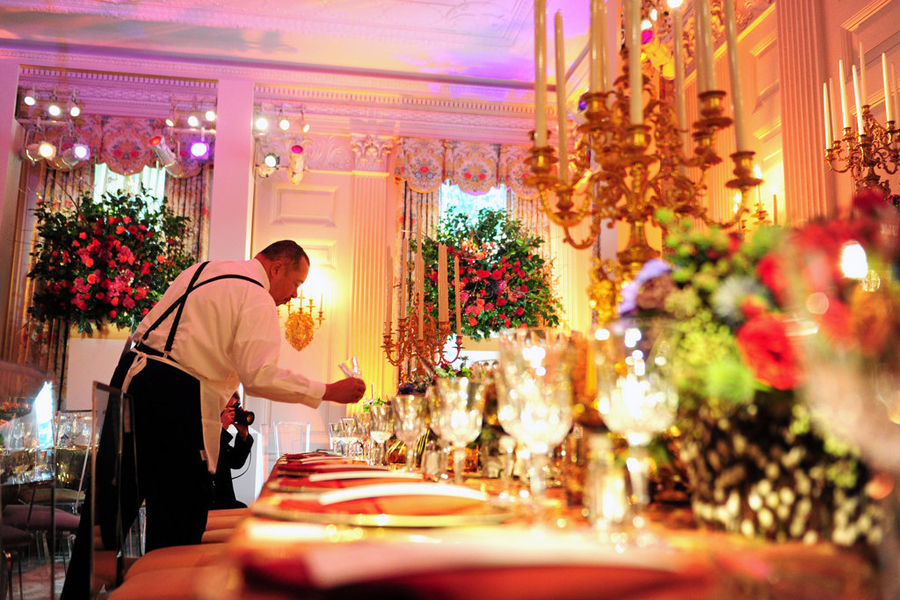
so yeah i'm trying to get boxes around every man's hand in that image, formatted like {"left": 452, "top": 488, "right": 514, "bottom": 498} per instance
{"left": 323, "top": 377, "right": 366, "bottom": 404}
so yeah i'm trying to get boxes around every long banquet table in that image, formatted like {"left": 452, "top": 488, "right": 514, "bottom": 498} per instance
{"left": 198, "top": 452, "right": 878, "bottom": 600}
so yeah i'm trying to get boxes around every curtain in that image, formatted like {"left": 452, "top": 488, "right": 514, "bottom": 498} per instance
{"left": 165, "top": 164, "right": 213, "bottom": 261}
{"left": 4, "top": 162, "right": 94, "bottom": 400}
{"left": 3, "top": 157, "right": 212, "bottom": 407}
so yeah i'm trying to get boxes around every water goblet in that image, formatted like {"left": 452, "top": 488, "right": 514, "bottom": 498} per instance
{"left": 354, "top": 410, "right": 374, "bottom": 464}
{"left": 497, "top": 328, "right": 574, "bottom": 505}
{"left": 340, "top": 417, "right": 359, "bottom": 458}
{"left": 369, "top": 404, "right": 395, "bottom": 466}
{"left": 392, "top": 394, "right": 428, "bottom": 471}
{"left": 434, "top": 378, "right": 487, "bottom": 485}
{"left": 594, "top": 319, "right": 678, "bottom": 534}
{"left": 327, "top": 422, "right": 343, "bottom": 454}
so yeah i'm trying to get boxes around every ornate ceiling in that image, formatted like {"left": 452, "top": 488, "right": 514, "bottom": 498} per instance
{"left": 0, "top": 0, "right": 589, "bottom": 84}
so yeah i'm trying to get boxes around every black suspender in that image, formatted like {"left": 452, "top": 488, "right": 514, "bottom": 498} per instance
{"left": 139, "top": 262, "right": 265, "bottom": 358}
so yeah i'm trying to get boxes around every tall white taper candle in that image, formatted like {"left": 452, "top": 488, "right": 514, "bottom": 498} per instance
{"left": 838, "top": 60, "right": 850, "bottom": 130}
{"left": 554, "top": 11, "right": 569, "bottom": 183}
{"left": 438, "top": 244, "right": 448, "bottom": 323}
{"left": 858, "top": 42, "right": 867, "bottom": 105}
{"left": 625, "top": 0, "right": 642, "bottom": 125}
{"left": 823, "top": 81, "right": 832, "bottom": 148}
{"left": 453, "top": 255, "right": 461, "bottom": 337}
{"left": 852, "top": 64, "right": 864, "bottom": 134}
{"left": 384, "top": 248, "right": 392, "bottom": 336}
{"left": 534, "top": 0, "right": 548, "bottom": 146}
{"left": 672, "top": 5, "right": 687, "bottom": 148}
{"left": 723, "top": 0, "right": 747, "bottom": 151}
{"left": 882, "top": 53, "right": 892, "bottom": 123}
{"left": 696, "top": 0, "right": 716, "bottom": 92}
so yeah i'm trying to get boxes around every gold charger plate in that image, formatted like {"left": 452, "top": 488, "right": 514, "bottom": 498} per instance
{"left": 251, "top": 494, "right": 515, "bottom": 528}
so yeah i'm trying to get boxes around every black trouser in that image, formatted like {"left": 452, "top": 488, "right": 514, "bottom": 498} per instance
{"left": 61, "top": 352, "right": 213, "bottom": 600}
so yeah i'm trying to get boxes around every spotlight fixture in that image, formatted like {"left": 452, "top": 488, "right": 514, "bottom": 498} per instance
{"left": 288, "top": 144, "right": 306, "bottom": 185}
{"left": 37, "top": 141, "right": 57, "bottom": 159}
{"left": 205, "top": 109, "right": 216, "bottom": 122}
{"left": 68, "top": 93, "right": 82, "bottom": 118}
{"left": 302, "top": 122, "right": 311, "bottom": 133}
{"left": 263, "top": 152, "right": 280, "bottom": 168}
{"left": 23, "top": 89, "right": 36, "bottom": 107}
{"left": 47, "top": 102, "right": 62, "bottom": 118}
{"left": 278, "top": 117, "right": 290, "bottom": 131}
{"left": 254, "top": 116, "right": 269, "bottom": 132}
{"left": 56, "top": 143, "right": 91, "bottom": 168}
{"left": 187, "top": 114, "right": 200, "bottom": 128}
{"left": 255, "top": 163, "right": 276, "bottom": 178}
{"left": 23, "top": 143, "right": 43, "bottom": 163}
{"left": 149, "top": 135, "right": 177, "bottom": 167}
{"left": 189, "top": 139, "right": 210, "bottom": 159}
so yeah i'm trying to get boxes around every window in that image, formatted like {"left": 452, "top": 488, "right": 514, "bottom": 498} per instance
{"left": 439, "top": 181, "right": 506, "bottom": 219}
{"left": 92, "top": 163, "right": 166, "bottom": 208}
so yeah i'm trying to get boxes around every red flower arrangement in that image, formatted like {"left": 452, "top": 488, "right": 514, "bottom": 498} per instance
{"left": 28, "top": 189, "right": 194, "bottom": 334}
{"left": 421, "top": 208, "right": 561, "bottom": 340}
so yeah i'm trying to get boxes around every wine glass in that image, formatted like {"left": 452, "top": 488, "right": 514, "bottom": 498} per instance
{"left": 354, "top": 410, "right": 374, "bottom": 464}
{"left": 594, "top": 319, "right": 678, "bottom": 533}
{"left": 327, "top": 422, "right": 343, "bottom": 454}
{"left": 434, "top": 377, "right": 487, "bottom": 485}
{"left": 497, "top": 328, "right": 574, "bottom": 505}
{"left": 369, "top": 404, "right": 395, "bottom": 466}
{"left": 392, "top": 395, "right": 427, "bottom": 471}
{"left": 340, "top": 417, "right": 359, "bottom": 458}
{"left": 424, "top": 386, "right": 449, "bottom": 479}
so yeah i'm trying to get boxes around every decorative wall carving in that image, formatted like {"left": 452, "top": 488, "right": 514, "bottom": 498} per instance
{"left": 350, "top": 135, "right": 393, "bottom": 172}
{"left": 303, "top": 135, "right": 355, "bottom": 172}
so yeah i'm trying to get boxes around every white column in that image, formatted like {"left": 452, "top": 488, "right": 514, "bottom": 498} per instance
{"left": 0, "top": 60, "right": 22, "bottom": 351}
{"left": 208, "top": 78, "right": 255, "bottom": 260}
{"left": 775, "top": 0, "right": 834, "bottom": 221}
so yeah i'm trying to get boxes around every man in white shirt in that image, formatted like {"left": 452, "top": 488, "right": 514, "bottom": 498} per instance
{"left": 62, "top": 240, "right": 365, "bottom": 600}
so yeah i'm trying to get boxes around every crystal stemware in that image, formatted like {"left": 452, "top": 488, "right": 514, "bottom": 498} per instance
{"left": 434, "top": 377, "right": 487, "bottom": 485}
{"left": 369, "top": 404, "right": 395, "bottom": 466}
{"left": 497, "top": 328, "right": 574, "bottom": 505}
{"left": 392, "top": 394, "right": 427, "bottom": 471}
{"left": 594, "top": 319, "right": 678, "bottom": 533}
{"left": 354, "top": 410, "right": 374, "bottom": 464}
{"left": 340, "top": 417, "right": 359, "bottom": 458}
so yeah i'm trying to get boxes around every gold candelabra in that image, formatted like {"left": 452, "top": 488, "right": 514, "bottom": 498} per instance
{"left": 527, "top": 52, "right": 762, "bottom": 320}
{"left": 292, "top": 295, "right": 325, "bottom": 327}
{"left": 826, "top": 107, "right": 898, "bottom": 195}
{"left": 381, "top": 297, "right": 462, "bottom": 383}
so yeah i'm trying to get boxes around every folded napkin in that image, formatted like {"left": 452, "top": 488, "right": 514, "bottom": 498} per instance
{"left": 267, "top": 471, "right": 422, "bottom": 492}
{"left": 235, "top": 525, "right": 715, "bottom": 600}
{"left": 271, "top": 463, "right": 388, "bottom": 477}
{"left": 257, "top": 483, "right": 488, "bottom": 517}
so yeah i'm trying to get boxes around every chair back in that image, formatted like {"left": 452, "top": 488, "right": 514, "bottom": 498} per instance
{"left": 273, "top": 421, "right": 311, "bottom": 456}
{"left": 90, "top": 381, "right": 137, "bottom": 595}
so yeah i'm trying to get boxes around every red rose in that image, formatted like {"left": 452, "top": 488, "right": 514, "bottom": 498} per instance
{"left": 468, "top": 317, "right": 478, "bottom": 327}
{"left": 497, "top": 298, "right": 506, "bottom": 307}
{"left": 756, "top": 253, "right": 787, "bottom": 306}
{"left": 491, "top": 269, "right": 503, "bottom": 280}
{"left": 736, "top": 314, "right": 803, "bottom": 390}
{"left": 78, "top": 232, "right": 87, "bottom": 239}
{"left": 109, "top": 310, "right": 117, "bottom": 319}
{"left": 515, "top": 306, "right": 524, "bottom": 316}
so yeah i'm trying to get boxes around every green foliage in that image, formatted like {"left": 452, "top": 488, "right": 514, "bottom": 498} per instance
{"left": 420, "top": 208, "right": 562, "bottom": 340}
{"left": 28, "top": 188, "right": 194, "bottom": 334}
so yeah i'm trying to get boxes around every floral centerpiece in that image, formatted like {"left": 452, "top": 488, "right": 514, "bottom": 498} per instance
{"left": 421, "top": 208, "right": 561, "bottom": 340}
{"left": 619, "top": 202, "right": 886, "bottom": 546}
{"left": 28, "top": 189, "right": 194, "bottom": 334}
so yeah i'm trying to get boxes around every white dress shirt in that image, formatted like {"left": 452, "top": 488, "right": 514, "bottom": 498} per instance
{"left": 132, "top": 258, "right": 325, "bottom": 470}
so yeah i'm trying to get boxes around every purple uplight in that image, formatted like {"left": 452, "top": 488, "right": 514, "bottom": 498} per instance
{"left": 190, "top": 140, "right": 210, "bottom": 159}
